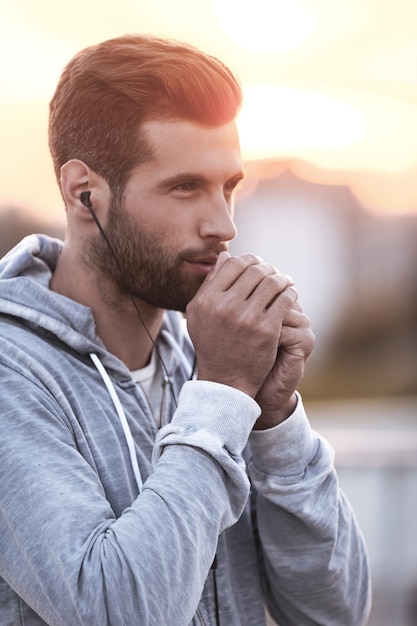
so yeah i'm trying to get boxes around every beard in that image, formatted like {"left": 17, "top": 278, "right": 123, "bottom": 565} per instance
{"left": 84, "top": 197, "right": 222, "bottom": 312}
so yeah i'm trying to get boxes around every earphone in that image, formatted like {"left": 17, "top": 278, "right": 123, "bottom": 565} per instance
{"left": 80, "top": 190, "right": 93, "bottom": 210}
{"left": 80, "top": 191, "right": 108, "bottom": 239}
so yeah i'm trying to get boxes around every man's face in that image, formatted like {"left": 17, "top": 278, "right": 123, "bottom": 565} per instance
{"left": 88, "top": 119, "right": 243, "bottom": 312}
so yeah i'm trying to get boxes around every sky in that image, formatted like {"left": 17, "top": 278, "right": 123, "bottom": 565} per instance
{"left": 1, "top": 0, "right": 417, "bottom": 218}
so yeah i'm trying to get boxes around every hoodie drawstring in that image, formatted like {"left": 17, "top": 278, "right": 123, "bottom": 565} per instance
{"left": 89, "top": 353, "right": 143, "bottom": 494}
{"left": 89, "top": 351, "right": 220, "bottom": 626}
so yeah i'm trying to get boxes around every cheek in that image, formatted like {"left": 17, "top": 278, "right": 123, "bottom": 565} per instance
{"left": 158, "top": 215, "right": 197, "bottom": 247}
{"left": 124, "top": 194, "right": 200, "bottom": 251}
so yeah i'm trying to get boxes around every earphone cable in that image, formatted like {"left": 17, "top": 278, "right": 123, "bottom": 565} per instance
{"left": 84, "top": 196, "right": 178, "bottom": 407}
{"left": 84, "top": 195, "right": 221, "bottom": 624}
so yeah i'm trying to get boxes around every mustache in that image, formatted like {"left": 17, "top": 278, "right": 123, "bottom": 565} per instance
{"left": 179, "top": 244, "right": 228, "bottom": 262}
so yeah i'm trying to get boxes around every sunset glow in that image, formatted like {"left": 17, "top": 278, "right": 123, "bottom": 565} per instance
{"left": 1, "top": 0, "right": 417, "bottom": 215}
{"left": 237, "top": 86, "right": 367, "bottom": 156}
{"left": 215, "top": 0, "right": 317, "bottom": 55}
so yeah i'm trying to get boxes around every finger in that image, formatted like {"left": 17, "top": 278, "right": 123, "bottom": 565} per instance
{"left": 257, "top": 284, "right": 298, "bottom": 319}
{"left": 202, "top": 252, "right": 263, "bottom": 289}
{"left": 282, "top": 307, "right": 311, "bottom": 329}
{"left": 237, "top": 263, "right": 293, "bottom": 300}
{"left": 236, "top": 275, "right": 294, "bottom": 315}
{"left": 279, "top": 324, "right": 316, "bottom": 357}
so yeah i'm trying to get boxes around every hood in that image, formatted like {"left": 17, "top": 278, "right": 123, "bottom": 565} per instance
{"left": 0, "top": 234, "right": 193, "bottom": 379}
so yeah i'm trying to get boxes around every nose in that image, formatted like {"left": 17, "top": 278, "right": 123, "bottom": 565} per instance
{"left": 199, "top": 194, "right": 237, "bottom": 242}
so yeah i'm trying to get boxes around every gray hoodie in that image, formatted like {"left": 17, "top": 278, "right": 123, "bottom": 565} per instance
{"left": 0, "top": 234, "right": 371, "bottom": 625}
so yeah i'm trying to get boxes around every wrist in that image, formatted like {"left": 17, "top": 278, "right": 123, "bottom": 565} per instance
{"left": 253, "top": 393, "right": 298, "bottom": 430}
{"left": 197, "top": 373, "right": 258, "bottom": 399}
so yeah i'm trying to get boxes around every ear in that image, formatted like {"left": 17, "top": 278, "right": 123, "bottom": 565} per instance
{"left": 60, "top": 159, "right": 110, "bottom": 222}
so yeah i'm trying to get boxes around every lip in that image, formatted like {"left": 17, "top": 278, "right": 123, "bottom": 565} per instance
{"left": 185, "top": 255, "right": 219, "bottom": 275}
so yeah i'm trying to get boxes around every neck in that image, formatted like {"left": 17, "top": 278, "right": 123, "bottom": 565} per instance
{"left": 93, "top": 299, "right": 164, "bottom": 370}
{"left": 50, "top": 245, "right": 165, "bottom": 370}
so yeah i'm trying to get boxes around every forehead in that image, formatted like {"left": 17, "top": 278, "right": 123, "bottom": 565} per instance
{"left": 139, "top": 118, "right": 242, "bottom": 178}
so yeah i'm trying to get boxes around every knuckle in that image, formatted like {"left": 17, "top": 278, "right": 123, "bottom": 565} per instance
{"left": 261, "top": 272, "right": 278, "bottom": 285}
{"left": 245, "top": 263, "right": 267, "bottom": 280}
{"left": 275, "top": 286, "right": 296, "bottom": 309}
{"left": 240, "top": 252, "right": 263, "bottom": 264}
{"left": 232, "top": 253, "right": 263, "bottom": 269}
{"left": 285, "top": 286, "right": 299, "bottom": 302}
{"left": 263, "top": 274, "right": 294, "bottom": 295}
{"left": 229, "top": 255, "right": 246, "bottom": 268}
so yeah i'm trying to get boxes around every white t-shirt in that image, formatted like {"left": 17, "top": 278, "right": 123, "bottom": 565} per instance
{"left": 130, "top": 349, "right": 164, "bottom": 427}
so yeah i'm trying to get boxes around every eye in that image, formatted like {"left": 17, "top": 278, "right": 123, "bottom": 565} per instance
{"left": 172, "top": 181, "right": 199, "bottom": 193}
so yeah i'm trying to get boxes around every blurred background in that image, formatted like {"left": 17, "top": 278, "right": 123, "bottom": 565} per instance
{"left": 1, "top": 1, "right": 416, "bottom": 623}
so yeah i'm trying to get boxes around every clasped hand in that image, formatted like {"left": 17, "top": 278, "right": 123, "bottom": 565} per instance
{"left": 186, "top": 252, "right": 315, "bottom": 428}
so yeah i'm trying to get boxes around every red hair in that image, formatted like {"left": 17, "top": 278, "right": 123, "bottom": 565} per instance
{"left": 49, "top": 34, "right": 242, "bottom": 197}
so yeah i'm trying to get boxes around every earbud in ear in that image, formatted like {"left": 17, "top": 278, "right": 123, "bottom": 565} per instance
{"left": 80, "top": 191, "right": 92, "bottom": 209}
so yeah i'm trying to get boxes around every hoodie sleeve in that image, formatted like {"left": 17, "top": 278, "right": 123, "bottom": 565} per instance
{"left": 247, "top": 393, "right": 372, "bottom": 626}
{"left": 0, "top": 366, "right": 260, "bottom": 626}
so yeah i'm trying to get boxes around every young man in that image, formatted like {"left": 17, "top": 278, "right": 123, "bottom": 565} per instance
{"left": 0, "top": 35, "right": 371, "bottom": 625}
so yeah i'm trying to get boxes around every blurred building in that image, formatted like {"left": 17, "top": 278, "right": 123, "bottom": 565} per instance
{"left": 232, "top": 170, "right": 417, "bottom": 399}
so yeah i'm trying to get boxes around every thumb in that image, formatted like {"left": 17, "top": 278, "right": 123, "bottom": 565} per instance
{"left": 215, "top": 250, "right": 231, "bottom": 271}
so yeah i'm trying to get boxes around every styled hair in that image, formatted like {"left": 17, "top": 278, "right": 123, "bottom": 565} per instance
{"left": 49, "top": 34, "right": 242, "bottom": 197}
